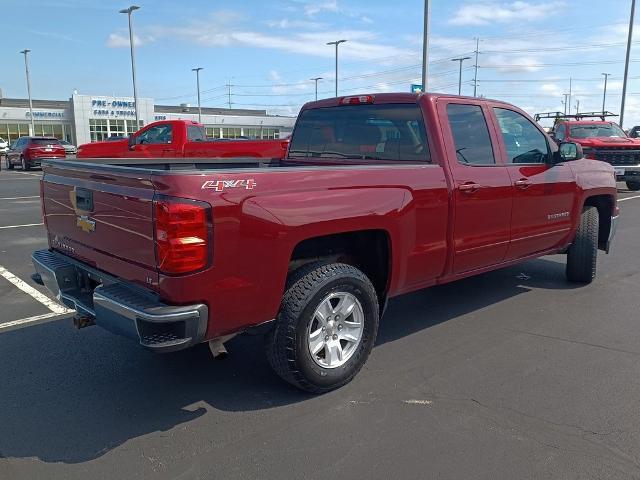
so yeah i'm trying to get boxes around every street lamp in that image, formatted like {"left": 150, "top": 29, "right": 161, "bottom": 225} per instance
{"left": 326, "top": 40, "right": 347, "bottom": 97}
{"left": 602, "top": 73, "right": 611, "bottom": 114}
{"left": 19, "top": 49, "right": 34, "bottom": 136}
{"left": 119, "top": 5, "right": 141, "bottom": 130}
{"left": 451, "top": 57, "right": 471, "bottom": 95}
{"left": 192, "top": 67, "right": 203, "bottom": 123}
{"left": 310, "top": 77, "right": 322, "bottom": 101}
{"left": 421, "top": 0, "right": 431, "bottom": 92}
{"left": 620, "top": 0, "right": 636, "bottom": 127}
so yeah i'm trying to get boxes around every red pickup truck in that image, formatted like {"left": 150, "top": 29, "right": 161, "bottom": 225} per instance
{"left": 551, "top": 119, "right": 640, "bottom": 191}
{"left": 77, "top": 119, "right": 288, "bottom": 160}
{"left": 32, "top": 93, "right": 618, "bottom": 393}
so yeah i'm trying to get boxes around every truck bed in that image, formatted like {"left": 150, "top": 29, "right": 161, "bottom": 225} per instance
{"left": 49, "top": 157, "right": 284, "bottom": 172}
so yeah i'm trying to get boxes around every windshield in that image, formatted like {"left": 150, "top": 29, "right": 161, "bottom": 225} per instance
{"left": 288, "top": 103, "right": 430, "bottom": 162}
{"left": 569, "top": 123, "right": 626, "bottom": 139}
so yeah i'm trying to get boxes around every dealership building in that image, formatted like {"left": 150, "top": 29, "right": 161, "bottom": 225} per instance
{"left": 0, "top": 93, "right": 296, "bottom": 145}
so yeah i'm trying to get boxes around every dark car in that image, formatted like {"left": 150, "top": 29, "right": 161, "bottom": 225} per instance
{"left": 5, "top": 136, "right": 66, "bottom": 171}
{"left": 628, "top": 126, "right": 640, "bottom": 138}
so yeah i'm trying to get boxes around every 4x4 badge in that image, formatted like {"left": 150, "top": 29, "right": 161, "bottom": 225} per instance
{"left": 201, "top": 179, "right": 256, "bottom": 192}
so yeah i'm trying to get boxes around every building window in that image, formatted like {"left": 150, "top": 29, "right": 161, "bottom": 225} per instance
{"left": 221, "top": 127, "right": 242, "bottom": 139}
{"left": 244, "top": 127, "right": 260, "bottom": 139}
{"left": 126, "top": 119, "right": 143, "bottom": 135}
{"left": 0, "top": 123, "right": 31, "bottom": 143}
{"left": 261, "top": 128, "right": 280, "bottom": 139}
{"left": 89, "top": 119, "right": 109, "bottom": 142}
{"left": 205, "top": 127, "right": 221, "bottom": 139}
{"left": 109, "top": 119, "right": 126, "bottom": 138}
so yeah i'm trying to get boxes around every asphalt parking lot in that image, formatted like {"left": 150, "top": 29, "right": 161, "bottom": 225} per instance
{"left": 0, "top": 166, "right": 639, "bottom": 480}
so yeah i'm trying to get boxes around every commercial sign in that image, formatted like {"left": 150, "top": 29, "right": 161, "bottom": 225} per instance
{"left": 410, "top": 84, "right": 423, "bottom": 93}
{"left": 26, "top": 111, "right": 64, "bottom": 118}
{"left": 91, "top": 98, "right": 136, "bottom": 118}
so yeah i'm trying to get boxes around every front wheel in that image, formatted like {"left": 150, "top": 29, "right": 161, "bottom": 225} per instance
{"left": 5, "top": 156, "right": 14, "bottom": 170}
{"left": 266, "top": 263, "right": 379, "bottom": 393}
{"left": 566, "top": 206, "right": 599, "bottom": 283}
{"left": 626, "top": 180, "right": 640, "bottom": 191}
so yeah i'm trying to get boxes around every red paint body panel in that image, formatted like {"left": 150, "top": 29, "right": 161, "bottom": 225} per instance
{"left": 39, "top": 93, "right": 618, "bottom": 341}
{"left": 76, "top": 120, "right": 288, "bottom": 160}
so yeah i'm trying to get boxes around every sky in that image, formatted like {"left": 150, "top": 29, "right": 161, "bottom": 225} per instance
{"left": 2, "top": 0, "right": 640, "bottom": 127}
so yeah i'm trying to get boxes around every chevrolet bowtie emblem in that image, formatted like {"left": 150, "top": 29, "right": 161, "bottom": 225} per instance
{"left": 76, "top": 215, "right": 96, "bottom": 233}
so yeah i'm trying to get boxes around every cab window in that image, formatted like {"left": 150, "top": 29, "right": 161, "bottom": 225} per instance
{"left": 555, "top": 124, "right": 565, "bottom": 141}
{"left": 187, "top": 125, "right": 206, "bottom": 142}
{"left": 137, "top": 124, "right": 173, "bottom": 144}
{"left": 494, "top": 108, "right": 550, "bottom": 164}
{"left": 446, "top": 104, "right": 495, "bottom": 165}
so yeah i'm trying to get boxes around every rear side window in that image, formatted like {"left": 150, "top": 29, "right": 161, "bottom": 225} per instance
{"left": 187, "top": 125, "right": 206, "bottom": 142}
{"left": 31, "top": 138, "right": 60, "bottom": 145}
{"left": 288, "top": 103, "right": 430, "bottom": 162}
{"left": 446, "top": 104, "right": 495, "bottom": 165}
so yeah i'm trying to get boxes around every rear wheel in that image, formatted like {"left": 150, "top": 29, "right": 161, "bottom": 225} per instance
{"left": 626, "top": 180, "right": 640, "bottom": 191}
{"left": 566, "top": 206, "right": 599, "bottom": 283}
{"left": 265, "top": 262, "right": 379, "bottom": 393}
{"left": 21, "top": 156, "right": 30, "bottom": 171}
{"left": 5, "top": 156, "right": 13, "bottom": 170}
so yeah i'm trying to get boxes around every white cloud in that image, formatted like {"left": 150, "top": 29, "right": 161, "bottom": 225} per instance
{"left": 305, "top": 0, "right": 339, "bottom": 16}
{"left": 265, "top": 18, "right": 326, "bottom": 29}
{"left": 107, "top": 32, "right": 152, "bottom": 48}
{"left": 450, "top": 1, "right": 563, "bottom": 26}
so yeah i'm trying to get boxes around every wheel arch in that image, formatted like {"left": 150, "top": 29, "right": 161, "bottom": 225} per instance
{"left": 583, "top": 194, "right": 615, "bottom": 251}
{"left": 288, "top": 229, "right": 392, "bottom": 313}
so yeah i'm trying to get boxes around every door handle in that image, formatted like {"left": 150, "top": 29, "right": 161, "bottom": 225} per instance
{"left": 162, "top": 148, "right": 174, "bottom": 152}
{"left": 514, "top": 178, "right": 531, "bottom": 189}
{"left": 458, "top": 182, "right": 480, "bottom": 193}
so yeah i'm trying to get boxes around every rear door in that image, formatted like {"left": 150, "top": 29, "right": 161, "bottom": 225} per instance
{"left": 129, "top": 122, "right": 178, "bottom": 157}
{"left": 490, "top": 106, "right": 577, "bottom": 260}
{"left": 439, "top": 100, "right": 513, "bottom": 274}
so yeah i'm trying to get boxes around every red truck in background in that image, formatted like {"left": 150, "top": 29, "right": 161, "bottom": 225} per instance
{"left": 33, "top": 93, "right": 618, "bottom": 393}
{"left": 537, "top": 112, "right": 640, "bottom": 191}
{"left": 77, "top": 119, "right": 289, "bottom": 160}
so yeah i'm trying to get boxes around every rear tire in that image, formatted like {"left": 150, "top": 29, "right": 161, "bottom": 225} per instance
{"left": 566, "top": 206, "right": 599, "bottom": 283}
{"left": 265, "top": 262, "right": 379, "bottom": 393}
{"left": 5, "top": 156, "right": 13, "bottom": 170}
{"left": 21, "top": 156, "right": 30, "bottom": 171}
{"left": 626, "top": 180, "right": 640, "bottom": 191}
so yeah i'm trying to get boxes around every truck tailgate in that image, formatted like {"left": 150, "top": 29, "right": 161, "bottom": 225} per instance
{"left": 41, "top": 163, "right": 158, "bottom": 287}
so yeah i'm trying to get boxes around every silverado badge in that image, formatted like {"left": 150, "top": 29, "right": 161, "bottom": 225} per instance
{"left": 76, "top": 215, "right": 96, "bottom": 233}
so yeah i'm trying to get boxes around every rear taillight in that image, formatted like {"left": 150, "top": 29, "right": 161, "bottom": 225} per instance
{"left": 153, "top": 196, "right": 211, "bottom": 275}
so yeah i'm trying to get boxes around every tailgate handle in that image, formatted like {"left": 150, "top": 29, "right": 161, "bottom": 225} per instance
{"left": 75, "top": 188, "right": 94, "bottom": 212}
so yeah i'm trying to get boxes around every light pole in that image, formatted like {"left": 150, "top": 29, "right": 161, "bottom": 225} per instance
{"left": 326, "top": 40, "right": 347, "bottom": 97}
{"left": 621, "top": 0, "right": 636, "bottom": 128}
{"left": 473, "top": 37, "right": 480, "bottom": 97}
{"left": 119, "top": 5, "right": 141, "bottom": 130}
{"left": 421, "top": 0, "right": 430, "bottom": 91}
{"left": 20, "top": 49, "right": 35, "bottom": 136}
{"left": 192, "top": 67, "right": 203, "bottom": 123}
{"left": 601, "top": 73, "right": 611, "bottom": 114}
{"left": 451, "top": 57, "right": 471, "bottom": 95}
{"left": 310, "top": 77, "right": 323, "bottom": 101}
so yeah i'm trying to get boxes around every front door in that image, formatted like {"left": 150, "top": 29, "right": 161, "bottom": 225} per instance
{"left": 440, "top": 101, "right": 513, "bottom": 274}
{"left": 490, "top": 107, "right": 577, "bottom": 260}
{"left": 129, "top": 123, "right": 177, "bottom": 158}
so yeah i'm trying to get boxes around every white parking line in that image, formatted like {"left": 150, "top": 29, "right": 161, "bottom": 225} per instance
{"left": 0, "top": 177, "right": 39, "bottom": 181}
{"left": 0, "top": 312, "right": 67, "bottom": 333}
{"left": 0, "top": 196, "right": 39, "bottom": 200}
{"left": 0, "top": 265, "right": 72, "bottom": 314}
{"left": 8, "top": 171, "right": 42, "bottom": 177}
{"left": 0, "top": 223, "right": 44, "bottom": 230}
{"left": 618, "top": 194, "right": 640, "bottom": 202}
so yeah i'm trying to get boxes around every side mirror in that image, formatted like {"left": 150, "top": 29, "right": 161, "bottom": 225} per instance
{"left": 128, "top": 135, "right": 136, "bottom": 150}
{"left": 554, "top": 142, "right": 583, "bottom": 163}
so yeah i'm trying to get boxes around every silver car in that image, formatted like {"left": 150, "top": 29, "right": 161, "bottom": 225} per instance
{"left": 59, "top": 140, "right": 77, "bottom": 155}
{"left": 0, "top": 137, "right": 8, "bottom": 155}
